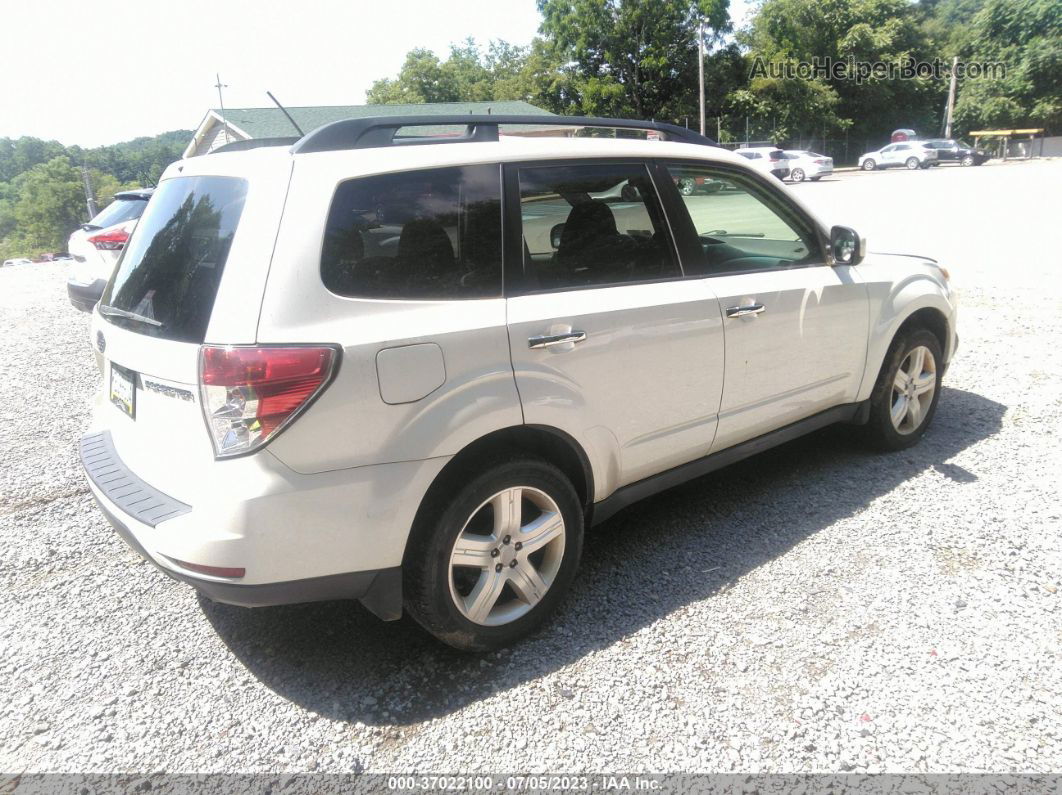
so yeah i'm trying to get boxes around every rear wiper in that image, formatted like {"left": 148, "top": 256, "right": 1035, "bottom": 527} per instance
{"left": 98, "top": 304, "right": 163, "bottom": 327}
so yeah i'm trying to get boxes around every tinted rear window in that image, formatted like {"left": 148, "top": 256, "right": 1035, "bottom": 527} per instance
{"left": 321, "top": 165, "right": 501, "bottom": 300}
{"left": 100, "top": 176, "right": 248, "bottom": 343}
{"left": 88, "top": 196, "right": 149, "bottom": 229}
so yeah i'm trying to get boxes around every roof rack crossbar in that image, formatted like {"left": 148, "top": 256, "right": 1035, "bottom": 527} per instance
{"left": 290, "top": 114, "right": 717, "bottom": 154}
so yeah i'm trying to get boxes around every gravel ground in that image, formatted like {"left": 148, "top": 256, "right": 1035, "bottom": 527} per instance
{"left": 1, "top": 160, "right": 1060, "bottom": 775}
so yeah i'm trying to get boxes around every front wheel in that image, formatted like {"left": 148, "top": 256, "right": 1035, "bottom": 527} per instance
{"left": 404, "top": 457, "right": 584, "bottom": 651}
{"left": 961, "top": 155, "right": 975, "bottom": 166}
{"left": 790, "top": 168, "right": 806, "bottom": 183}
{"left": 906, "top": 157, "right": 920, "bottom": 170}
{"left": 862, "top": 159, "right": 877, "bottom": 171}
{"left": 861, "top": 329, "right": 943, "bottom": 451}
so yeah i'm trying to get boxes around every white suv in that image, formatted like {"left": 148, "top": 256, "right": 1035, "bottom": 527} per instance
{"left": 81, "top": 115, "right": 957, "bottom": 650}
{"left": 859, "top": 142, "right": 939, "bottom": 171}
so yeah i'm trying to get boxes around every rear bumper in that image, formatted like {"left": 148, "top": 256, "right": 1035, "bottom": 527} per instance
{"left": 91, "top": 489, "right": 401, "bottom": 615}
{"left": 78, "top": 429, "right": 445, "bottom": 619}
{"left": 68, "top": 278, "right": 105, "bottom": 312}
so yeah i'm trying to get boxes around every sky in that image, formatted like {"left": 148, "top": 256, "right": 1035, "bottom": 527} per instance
{"left": 2, "top": 0, "right": 755, "bottom": 148}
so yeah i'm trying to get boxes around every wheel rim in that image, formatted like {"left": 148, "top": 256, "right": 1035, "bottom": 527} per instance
{"left": 679, "top": 179, "right": 695, "bottom": 195}
{"left": 792, "top": 169, "right": 805, "bottom": 182}
{"left": 906, "top": 158, "right": 918, "bottom": 169}
{"left": 448, "top": 486, "right": 566, "bottom": 626}
{"left": 863, "top": 160, "right": 875, "bottom": 171}
{"left": 890, "top": 345, "right": 937, "bottom": 434}
{"left": 962, "top": 156, "right": 973, "bottom": 166}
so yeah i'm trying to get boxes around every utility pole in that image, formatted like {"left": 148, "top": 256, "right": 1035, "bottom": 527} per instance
{"left": 80, "top": 165, "right": 97, "bottom": 220}
{"left": 944, "top": 56, "right": 959, "bottom": 138}
{"left": 698, "top": 20, "right": 706, "bottom": 137}
{"left": 214, "top": 73, "right": 231, "bottom": 147}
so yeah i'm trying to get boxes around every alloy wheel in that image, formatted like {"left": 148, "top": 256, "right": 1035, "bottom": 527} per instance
{"left": 448, "top": 486, "right": 566, "bottom": 626}
{"left": 890, "top": 345, "right": 937, "bottom": 434}
{"left": 791, "top": 168, "right": 805, "bottom": 183}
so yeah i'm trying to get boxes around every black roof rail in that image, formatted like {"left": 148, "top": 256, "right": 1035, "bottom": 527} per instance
{"left": 290, "top": 114, "right": 718, "bottom": 154}
{"left": 210, "top": 136, "right": 301, "bottom": 154}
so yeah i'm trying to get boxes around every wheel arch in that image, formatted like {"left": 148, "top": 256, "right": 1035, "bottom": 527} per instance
{"left": 858, "top": 298, "right": 953, "bottom": 403}
{"left": 413, "top": 425, "right": 595, "bottom": 531}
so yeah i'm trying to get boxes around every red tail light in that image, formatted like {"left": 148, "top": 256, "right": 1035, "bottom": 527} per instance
{"left": 199, "top": 345, "right": 339, "bottom": 458}
{"left": 88, "top": 227, "right": 130, "bottom": 250}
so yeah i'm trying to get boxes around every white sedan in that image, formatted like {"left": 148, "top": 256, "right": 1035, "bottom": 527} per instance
{"left": 783, "top": 150, "right": 833, "bottom": 182}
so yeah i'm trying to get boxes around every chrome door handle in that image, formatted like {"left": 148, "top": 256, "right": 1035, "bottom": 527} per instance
{"left": 726, "top": 304, "right": 766, "bottom": 318}
{"left": 528, "top": 330, "right": 587, "bottom": 349}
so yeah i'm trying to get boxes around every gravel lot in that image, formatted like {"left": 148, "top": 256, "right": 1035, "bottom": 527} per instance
{"left": 2, "top": 159, "right": 1060, "bottom": 775}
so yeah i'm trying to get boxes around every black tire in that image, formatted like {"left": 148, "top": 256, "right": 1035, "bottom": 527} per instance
{"left": 861, "top": 329, "right": 944, "bottom": 452}
{"left": 862, "top": 159, "right": 876, "bottom": 171}
{"left": 961, "top": 155, "right": 975, "bottom": 167}
{"left": 403, "top": 456, "right": 584, "bottom": 651}
{"left": 906, "top": 157, "right": 920, "bottom": 170}
{"left": 791, "top": 168, "right": 806, "bottom": 183}
{"left": 678, "top": 178, "right": 696, "bottom": 196}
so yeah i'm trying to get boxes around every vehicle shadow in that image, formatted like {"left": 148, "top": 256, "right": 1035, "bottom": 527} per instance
{"left": 200, "top": 385, "right": 1005, "bottom": 726}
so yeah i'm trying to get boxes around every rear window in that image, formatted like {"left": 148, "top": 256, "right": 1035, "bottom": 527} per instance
{"left": 321, "top": 165, "right": 501, "bottom": 300}
{"left": 88, "top": 196, "right": 149, "bottom": 229}
{"left": 100, "top": 176, "right": 248, "bottom": 343}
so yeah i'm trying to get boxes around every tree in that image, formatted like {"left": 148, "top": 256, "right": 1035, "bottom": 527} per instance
{"left": 738, "top": 0, "right": 942, "bottom": 141}
{"left": 948, "top": 0, "right": 1062, "bottom": 133}
{"left": 537, "top": 0, "right": 731, "bottom": 120}
{"left": 4, "top": 156, "right": 84, "bottom": 257}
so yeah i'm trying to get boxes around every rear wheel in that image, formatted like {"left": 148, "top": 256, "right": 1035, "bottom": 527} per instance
{"left": 404, "top": 457, "right": 583, "bottom": 651}
{"left": 791, "top": 168, "right": 806, "bottom": 183}
{"left": 862, "top": 159, "right": 877, "bottom": 171}
{"left": 678, "top": 177, "right": 696, "bottom": 196}
{"left": 906, "top": 157, "right": 920, "bottom": 170}
{"left": 862, "top": 329, "right": 943, "bottom": 451}
{"left": 961, "top": 154, "right": 975, "bottom": 166}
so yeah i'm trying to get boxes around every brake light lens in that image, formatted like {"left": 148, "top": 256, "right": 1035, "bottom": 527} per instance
{"left": 199, "top": 345, "right": 338, "bottom": 457}
{"left": 88, "top": 226, "right": 131, "bottom": 250}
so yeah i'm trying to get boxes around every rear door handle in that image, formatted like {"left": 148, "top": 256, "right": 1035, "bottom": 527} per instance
{"left": 528, "top": 330, "right": 587, "bottom": 349}
{"left": 726, "top": 304, "right": 766, "bottom": 318}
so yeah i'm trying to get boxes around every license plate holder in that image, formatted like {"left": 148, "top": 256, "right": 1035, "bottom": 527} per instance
{"left": 110, "top": 363, "right": 136, "bottom": 420}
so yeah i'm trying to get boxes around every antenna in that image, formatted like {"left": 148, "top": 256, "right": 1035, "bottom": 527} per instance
{"left": 267, "top": 91, "right": 304, "bottom": 137}
{"left": 214, "top": 73, "right": 231, "bottom": 146}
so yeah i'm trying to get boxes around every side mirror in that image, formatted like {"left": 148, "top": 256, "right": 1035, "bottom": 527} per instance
{"left": 830, "top": 225, "right": 865, "bottom": 265}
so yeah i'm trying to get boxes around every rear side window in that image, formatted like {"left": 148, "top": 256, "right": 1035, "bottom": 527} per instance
{"left": 101, "top": 176, "right": 248, "bottom": 343}
{"left": 88, "top": 196, "right": 149, "bottom": 229}
{"left": 321, "top": 165, "right": 501, "bottom": 300}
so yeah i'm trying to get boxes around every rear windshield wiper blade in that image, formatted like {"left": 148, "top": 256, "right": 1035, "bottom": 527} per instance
{"left": 98, "top": 304, "right": 163, "bottom": 327}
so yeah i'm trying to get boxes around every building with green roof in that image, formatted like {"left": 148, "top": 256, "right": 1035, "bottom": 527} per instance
{"left": 183, "top": 100, "right": 558, "bottom": 157}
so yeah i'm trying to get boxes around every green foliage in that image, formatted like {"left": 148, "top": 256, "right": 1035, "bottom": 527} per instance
{"left": 0, "top": 130, "right": 189, "bottom": 260}
{"left": 537, "top": 0, "right": 731, "bottom": 119}
{"left": 737, "top": 0, "right": 941, "bottom": 140}
{"left": 950, "top": 0, "right": 1062, "bottom": 132}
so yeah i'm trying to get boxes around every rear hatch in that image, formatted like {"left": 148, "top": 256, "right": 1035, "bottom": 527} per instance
{"left": 90, "top": 152, "right": 293, "bottom": 501}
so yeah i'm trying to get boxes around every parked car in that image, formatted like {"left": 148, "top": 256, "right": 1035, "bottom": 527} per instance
{"left": 859, "top": 142, "right": 938, "bottom": 171}
{"left": 733, "top": 147, "right": 791, "bottom": 180}
{"left": 80, "top": 115, "right": 957, "bottom": 651}
{"left": 674, "top": 173, "right": 726, "bottom": 195}
{"left": 891, "top": 128, "right": 918, "bottom": 143}
{"left": 3, "top": 258, "right": 33, "bottom": 267}
{"left": 67, "top": 188, "right": 153, "bottom": 312}
{"left": 782, "top": 150, "right": 833, "bottom": 182}
{"left": 921, "top": 139, "right": 989, "bottom": 166}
